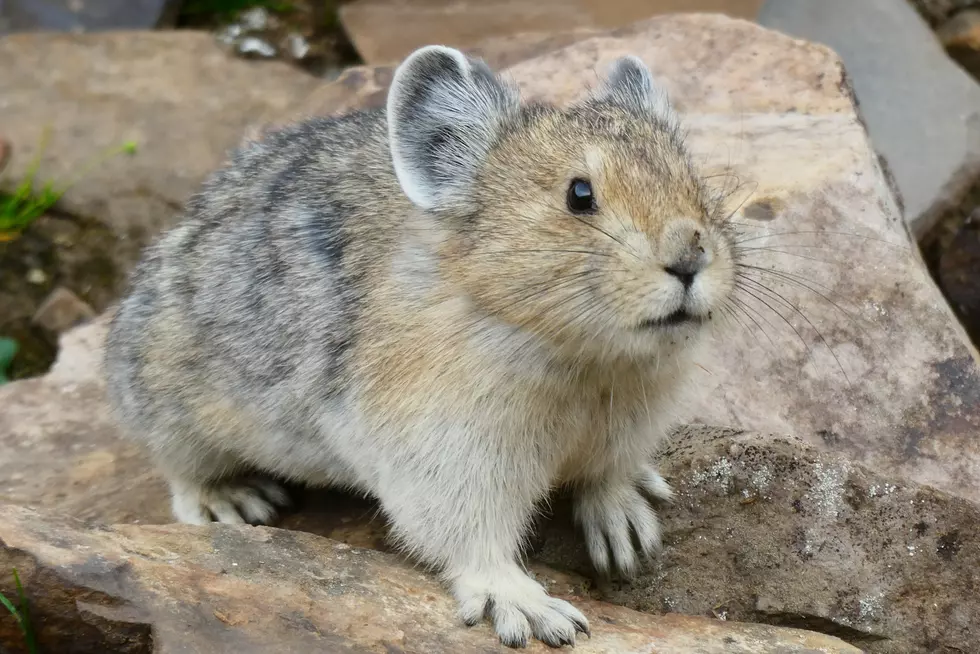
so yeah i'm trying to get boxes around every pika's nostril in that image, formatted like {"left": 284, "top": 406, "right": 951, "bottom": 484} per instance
{"left": 664, "top": 264, "right": 697, "bottom": 289}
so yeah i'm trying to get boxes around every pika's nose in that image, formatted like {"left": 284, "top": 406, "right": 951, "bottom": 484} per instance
{"left": 663, "top": 229, "right": 707, "bottom": 289}
{"left": 663, "top": 259, "right": 702, "bottom": 289}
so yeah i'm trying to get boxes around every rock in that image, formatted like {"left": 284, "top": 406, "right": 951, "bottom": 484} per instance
{"left": 466, "top": 27, "right": 605, "bottom": 70}
{"left": 0, "top": 504, "right": 861, "bottom": 653}
{"left": 0, "top": 0, "right": 181, "bottom": 34}
{"left": 757, "top": 0, "right": 980, "bottom": 238}
{"left": 534, "top": 426, "right": 980, "bottom": 653}
{"left": 938, "top": 8, "right": 980, "bottom": 79}
{"left": 31, "top": 286, "right": 96, "bottom": 334}
{"left": 23, "top": 268, "right": 45, "bottom": 285}
{"left": 0, "top": 32, "right": 319, "bottom": 280}
{"left": 338, "top": 0, "right": 766, "bottom": 64}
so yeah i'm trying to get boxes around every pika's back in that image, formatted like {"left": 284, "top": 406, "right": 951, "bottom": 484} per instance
{"left": 104, "top": 109, "right": 405, "bottom": 423}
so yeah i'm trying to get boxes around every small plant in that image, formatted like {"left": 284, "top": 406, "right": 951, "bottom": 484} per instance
{"left": 0, "top": 338, "right": 17, "bottom": 385}
{"left": 0, "top": 569, "right": 38, "bottom": 654}
{"left": 0, "top": 129, "right": 137, "bottom": 241}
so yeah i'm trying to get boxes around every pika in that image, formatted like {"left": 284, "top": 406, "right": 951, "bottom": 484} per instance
{"left": 104, "top": 46, "right": 736, "bottom": 648}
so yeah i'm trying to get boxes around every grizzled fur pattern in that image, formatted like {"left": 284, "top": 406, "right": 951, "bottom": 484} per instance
{"left": 105, "top": 46, "right": 736, "bottom": 648}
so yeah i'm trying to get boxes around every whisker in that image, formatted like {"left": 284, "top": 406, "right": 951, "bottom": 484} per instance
{"left": 460, "top": 248, "right": 618, "bottom": 259}
{"left": 736, "top": 274, "right": 851, "bottom": 386}
{"left": 738, "top": 263, "right": 874, "bottom": 341}
{"left": 728, "top": 297, "right": 777, "bottom": 349}
{"left": 734, "top": 229, "right": 907, "bottom": 250}
{"left": 570, "top": 215, "right": 640, "bottom": 260}
{"left": 735, "top": 246, "right": 846, "bottom": 267}
{"left": 734, "top": 282, "right": 814, "bottom": 363}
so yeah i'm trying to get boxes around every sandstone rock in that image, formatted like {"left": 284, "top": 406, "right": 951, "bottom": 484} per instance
{"left": 338, "top": 0, "right": 766, "bottom": 64}
{"left": 0, "top": 503, "right": 862, "bottom": 653}
{"left": 0, "top": 32, "right": 319, "bottom": 279}
{"left": 938, "top": 8, "right": 980, "bottom": 78}
{"left": 534, "top": 426, "right": 980, "bottom": 653}
{"left": 31, "top": 286, "right": 96, "bottom": 334}
{"left": 758, "top": 0, "right": 980, "bottom": 238}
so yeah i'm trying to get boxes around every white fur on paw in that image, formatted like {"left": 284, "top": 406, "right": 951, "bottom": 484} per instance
{"left": 454, "top": 568, "right": 589, "bottom": 648}
{"left": 170, "top": 479, "right": 291, "bottom": 526}
{"left": 575, "top": 479, "right": 663, "bottom": 578}
{"left": 637, "top": 465, "right": 675, "bottom": 502}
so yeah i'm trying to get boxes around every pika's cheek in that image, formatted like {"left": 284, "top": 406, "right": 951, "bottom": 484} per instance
{"left": 692, "top": 256, "right": 735, "bottom": 310}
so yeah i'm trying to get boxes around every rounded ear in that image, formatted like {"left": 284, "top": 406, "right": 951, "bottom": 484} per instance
{"left": 592, "top": 55, "right": 676, "bottom": 123}
{"left": 387, "top": 45, "right": 519, "bottom": 210}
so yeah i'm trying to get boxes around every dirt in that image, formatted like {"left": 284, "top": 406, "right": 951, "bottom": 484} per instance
{"left": 920, "top": 179, "right": 980, "bottom": 345}
{"left": 0, "top": 214, "right": 122, "bottom": 380}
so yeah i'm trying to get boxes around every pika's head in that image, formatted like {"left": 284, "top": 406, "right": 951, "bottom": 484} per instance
{"left": 387, "top": 46, "right": 735, "bottom": 360}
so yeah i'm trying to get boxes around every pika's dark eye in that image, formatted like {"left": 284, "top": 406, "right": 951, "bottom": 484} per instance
{"left": 566, "top": 178, "right": 596, "bottom": 214}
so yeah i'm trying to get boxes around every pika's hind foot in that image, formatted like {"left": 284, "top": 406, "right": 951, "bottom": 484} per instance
{"left": 170, "top": 478, "right": 292, "bottom": 526}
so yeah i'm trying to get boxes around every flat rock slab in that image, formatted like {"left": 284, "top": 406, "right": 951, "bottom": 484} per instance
{"left": 535, "top": 427, "right": 980, "bottom": 653}
{"left": 758, "top": 0, "right": 980, "bottom": 237}
{"left": 0, "top": 31, "right": 319, "bottom": 276}
{"left": 339, "top": 0, "right": 765, "bottom": 64}
{"left": 0, "top": 504, "right": 861, "bottom": 653}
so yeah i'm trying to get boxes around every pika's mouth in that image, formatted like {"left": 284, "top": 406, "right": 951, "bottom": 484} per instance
{"left": 638, "top": 309, "right": 706, "bottom": 330}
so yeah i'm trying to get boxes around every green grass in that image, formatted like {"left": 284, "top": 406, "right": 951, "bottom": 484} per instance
{"left": 0, "top": 338, "right": 17, "bottom": 385}
{"left": 0, "top": 569, "right": 38, "bottom": 654}
{"left": 0, "top": 130, "right": 137, "bottom": 239}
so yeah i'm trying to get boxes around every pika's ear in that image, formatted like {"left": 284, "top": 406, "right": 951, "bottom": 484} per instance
{"left": 592, "top": 55, "right": 676, "bottom": 123}
{"left": 387, "top": 45, "right": 519, "bottom": 210}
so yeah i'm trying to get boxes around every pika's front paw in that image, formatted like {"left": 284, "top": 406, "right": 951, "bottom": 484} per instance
{"left": 575, "top": 465, "right": 672, "bottom": 577}
{"left": 170, "top": 478, "right": 292, "bottom": 526}
{"left": 453, "top": 568, "right": 589, "bottom": 648}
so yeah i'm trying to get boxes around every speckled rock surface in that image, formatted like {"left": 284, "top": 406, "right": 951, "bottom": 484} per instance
{"left": 0, "top": 504, "right": 860, "bottom": 653}
{"left": 533, "top": 426, "right": 980, "bottom": 653}
{"left": 0, "top": 31, "right": 318, "bottom": 277}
